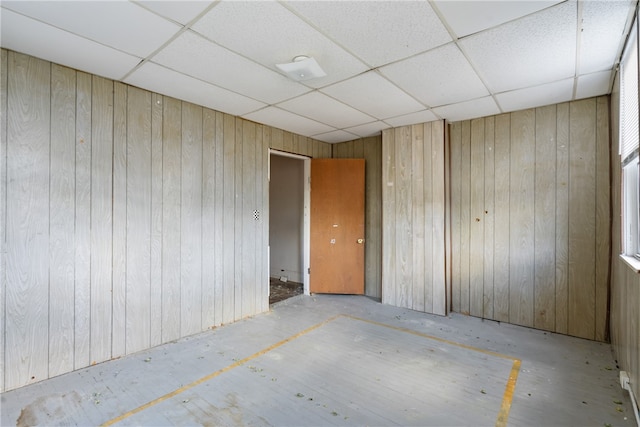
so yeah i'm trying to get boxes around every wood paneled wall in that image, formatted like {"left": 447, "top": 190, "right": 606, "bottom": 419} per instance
{"left": 610, "top": 73, "right": 640, "bottom": 402}
{"left": 450, "top": 97, "right": 610, "bottom": 341}
{"left": 381, "top": 121, "right": 447, "bottom": 315}
{"left": 332, "top": 136, "right": 383, "bottom": 299}
{"left": 0, "top": 49, "right": 331, "bottom": 392}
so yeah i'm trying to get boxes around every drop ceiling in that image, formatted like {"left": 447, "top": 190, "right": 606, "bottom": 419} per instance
{"left": 1, "top": 0, "right": 636, "bottom": 143}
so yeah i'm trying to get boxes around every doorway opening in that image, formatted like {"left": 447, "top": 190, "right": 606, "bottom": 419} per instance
{"left": 268, "top": 150, "right": 310, "bottom": 304}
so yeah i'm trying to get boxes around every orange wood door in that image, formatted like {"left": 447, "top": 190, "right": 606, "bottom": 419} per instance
{"left": 310, "top": 159, "right": 365, "bottom": 294}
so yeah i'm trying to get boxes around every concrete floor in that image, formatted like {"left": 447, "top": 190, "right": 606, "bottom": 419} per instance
{"left": 0, "top": 294, "right": 635, "bottom": 426}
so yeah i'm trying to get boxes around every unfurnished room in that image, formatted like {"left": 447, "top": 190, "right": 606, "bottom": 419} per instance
{"left": 0, "top": 1, "right": 639, "bottom": 426}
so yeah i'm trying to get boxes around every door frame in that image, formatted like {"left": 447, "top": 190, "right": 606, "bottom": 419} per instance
{"left": 268, "top": 149, "right": 311, "bottom": 296}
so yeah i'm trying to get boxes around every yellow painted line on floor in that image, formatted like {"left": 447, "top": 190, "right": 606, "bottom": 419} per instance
{"left": 342, "top": 314, "right": 522, "bottom": 427}
{"left": 101, "top": 315, "right": 341, "bottom": 426}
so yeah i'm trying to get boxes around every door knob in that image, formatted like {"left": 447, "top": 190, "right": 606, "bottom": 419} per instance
{"left": 357, "top": 238, "right": 365, "bottom": 244}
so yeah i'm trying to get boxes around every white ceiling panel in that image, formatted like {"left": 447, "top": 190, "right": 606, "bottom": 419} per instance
{"left": 0, "top": 8, "right": 141, "bottom": 81}
{"left": 460, "top": 1, "right": 577, "bottom": 93}
{"left": 433, "top": 0, "right": 562, "bottom": 38}
{"left": 322, "top": 72, "right": 426, "bottom": 120}
{"left": 1, "top": 1, "right": 181, "bottom": 58}
{"left": 125, "top": 62, "right": 266, "bottom": 117}
{"left": 432, "top": 96, "right": 500, "bottom": 123}
{"left": 579, "top": 0, "right": 634, "bottom": 74}
{"left": 311, "top": 129, "right": 360, "bottom": 144}
{"left": 284, "top": 1, "right": 451, "bottom": 68}
{"left": 384, "top": 110, "right": 439, "bottom": 128}
{"left": 134, "top": 0, "right": 215, "bottom": 25}
{"left": 277, "top": 92, "right": 376, "bottom": 129}
{"left": 380, "top": 43, "right": 488, "bottom": 108}
{"left": 576, "top": 71, "right": 613, "bottom": 100}
{"left": 495, "top": 78, "right": 574, "bottom": 112}
{"left": 151, "top": 31, "right": 310, "bottom": 105}
{"left": 243, "top": 107, "right": 334, "bottom": 138}
{"left": 345, "top": 121, "right": 392, "bottom": 138}
{"left": 191, "top": 1, "right": 368, "bottom": 88}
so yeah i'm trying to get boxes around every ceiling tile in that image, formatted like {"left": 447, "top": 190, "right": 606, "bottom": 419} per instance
{"left": 495, "top": 78, "right": 574, "bottom": 112}
{"left": 384, "top": 110, "right": 439, "bottom": 128}
{"left": 432, "top": 96, "right": 500, "bottom": 122}
{"left": 243, "top": 107, "right": 334, "bottom": 137}
{"left": 311, "top": 129, "right": 360, "bottom": 144}
{"left": 277, "top": 92, "right": 375, "bottom": 129}
{"left": 433, "top": 1, "right": 562, "bottom": 38}
{"left": 322, "top": 72, "right": 425, "bottom": 120}
{"left": 284, "top": 1, "right": 451, "bottom": 67}
{"left": 191, "top": 1, "right": 367, "bottom": 88}
{"left": 134, "top": 0, "right": 214, "bottom": 25}
{"left": 575, "top": 71, "right": 613, "bottom": 100}
{"left": 579, "top": 0, "right": 634, "bottom": 75}
{"left": 344, "top": 121, "right": 390, "bottom": 138}
{"left": 460, "top": 1, "right": 576, "bottom": 93}
{"left": 0, "top": 8, "right": 141, "bottom": 81}
{"left": 1, "top": 1, "right": 181, "bottom": 58}
{"left": 151, "top": 31, "right": 310, "bottom": 104}
{"left": 125, "top": 62, "right": 266, "bottom": 117}
{"left": 380, "top": 43, "right": 488, "bottom": 108}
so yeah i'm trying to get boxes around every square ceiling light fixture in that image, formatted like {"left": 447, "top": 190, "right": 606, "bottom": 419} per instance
{"left": 276, "top": 55, "right": 327, "bottom": 81}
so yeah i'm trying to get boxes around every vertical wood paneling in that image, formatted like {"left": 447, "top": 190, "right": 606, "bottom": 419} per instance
{"left": 161, "top": 97, "right": 182, "bottom": 342}
{"left": 112, "top": 82, "right": 127, "bottom": 358}
{"left": 493, "top": 114, "right": 510, "bottom": 322}
{"left": 6, "top": 52, "right": 51, "bottom": 389}
{"left": 256, "top": 124, "right": 267, "bottom": 313}
{"left": 271, "top": 128, "right": 283, "bottom": 151}
{"left": 363, "top": 137, "right": 382, "bottom": 299}
{"left": 181, "top": 102, "right": 203, "bottom": 336}
{"left": 509, "top": 109, "right": 535, "bottom": 327}
{"left": 125, "top": 86, "right": 151, "bottom": 354}
{"left": 534, "top": 105, "right": 557, "bottom": 331}
{"left": 222, "top": 114, "right": 236, "bottom": 324}
{"left": 0, "top": 48, "right": 7, "bottom": 392}
{"left": 568, "top": 99, "right": 597, "bottom": 339}
{"left": 382, "top": 129, "right": 396, "bottom": 306}
{"left": 431, "top": 121, "right": 447, "bottom": 316}
{"left": 411, "top": 124, "right": 425, "bottom": 312}
{"left": 242, "top": 120, "right": 257, "bottom": 318}
{"left": 459, "top": 121, "right": 471, "bottom": 315}
{"left": 48, "top": 64, "right": 76, "bottom": 377}
{"left": 469, "top": 119, "right": 485, "bottom": 318}
{"left": 202, "top": 109, "right": 217, "bottom": 328}
{"left": 450, "top": 123, "right": 462, "bottom": 313}
{"left": 483, "top": 117, "right": 495, "bottom": 319}
{"left": 234, "top": 120, "right": 243, "bottom": 321}
{"left": 555, "top": 103, "right": 570, "bottom": 335}
{"left": 74, "top": 72, "right": 92, "bottom": 368}
{"left": 150, "top": 93, "right": 163, "bottom": 347}
{"left": 395, "top": 127, "right": 412, "bottom": 308}
{"left": 213, "top": 111, "right": 225, "bottom": 326}
{"left": 423, "top": 124, "right": 434, "bottom": 312}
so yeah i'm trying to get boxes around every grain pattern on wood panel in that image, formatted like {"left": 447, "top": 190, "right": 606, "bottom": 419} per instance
{"left": 449, "top": 122, "right": 462, "bottom": 313}
{"left": 431, "top": 120, "right": 447, "bottom": 316}
{"left": 364, "top": 136, "right": 382, "bottom": 299}
{"left": 469, "top": 118, "right": 485, "bottom": 318}
{"left": 271, "top": 128, "right": 283, "bottom": 151}
{"left": 443, "top": 122, "right": 452, "bottom": 316}
{"left": 6, "top": 52, "right": 51, "bottom": 389}
{"left": 509, "top": 109, "right": 535, "bottom": 328}
{"left": 161, "top": 97, "right": 182, "bottom": 342}
{"left": 242, "top": 120, "right": 257, "bottom": 318}
{"left": 90, "top": 76, "right": 113, "bottom": 363}
{"left": 223, "top": 114, "right": 236, "bottom": 324}
{"left": 594, "top": 96, "right": 610, "bottom": 342}
{"left": 74, "top": 71, "right": 92, "bottom": 368}
{"left": 395, "top": 126, "right": 412, "bottom": 308}
{"left": 483, "top": 117, "right": 495, "bottom": 319}
{"left": 112, "top": 82, "right": 127, "bottom": 357}
{"left": 422, "top": 124, "right": 434, "bottom": 313}
{"left": 555, "top": 103, "right": 570, "bottom": 335}
{"left": 255, "top": 124, "right": 267, "bottom": 313}
{"left": 181, "top": 102, "right": 204, "bottom": 335}
{"left": 126, "top": 86, "right": 152, "bottom": 354}
{"left": 234, "top": 119, "right": 243, "bottom": 320}
{"left": 150, "top": 93, "right": 163, "bottom": 347}
{"left": 213, "top": 111, "right": 225, "bottom": 325}
{"left": 202, "top": 109, "right": 217, "bottom": 328}
{"left": 412, "top": 124, "right": 426, "bottom": 312}
{"left": 0, "top": 48, "right": 6, "bottom": 393}
{"left": 534, "top": 105, "right": 557, "bottom": 331}
{"left": 382, "top": 129, "right": 396, "bottom": 306}
{"left": 353, "top": 138, "right": 364, "bottom": 158}
{"left": 568, "top": 99, "right": 597, "bottom": 340}
{"left": 459, "top": 121, "right": 471, "bottom": 315}
{"left": 49, "top": 64, "right": 76, "bottom": 377}
{"left": 283, "top": 131, "right": 293, "bottom": 153}
{"left": 493, "top": 114, "right": 510, "bottom": 322}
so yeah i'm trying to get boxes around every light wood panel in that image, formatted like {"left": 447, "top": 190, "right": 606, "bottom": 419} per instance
{"left": 381, "top": 121, "right": 447, "bottom": 315}
{"left": 449, "top": 97, "right": 610, "bottom": 340}
{"left": 0, "top": 48, "right": 6, "bottom": 393}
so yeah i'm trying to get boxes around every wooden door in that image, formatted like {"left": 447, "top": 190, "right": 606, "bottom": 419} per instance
{"left": 310, "top": 159, "right": 365, "bottom": 294}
